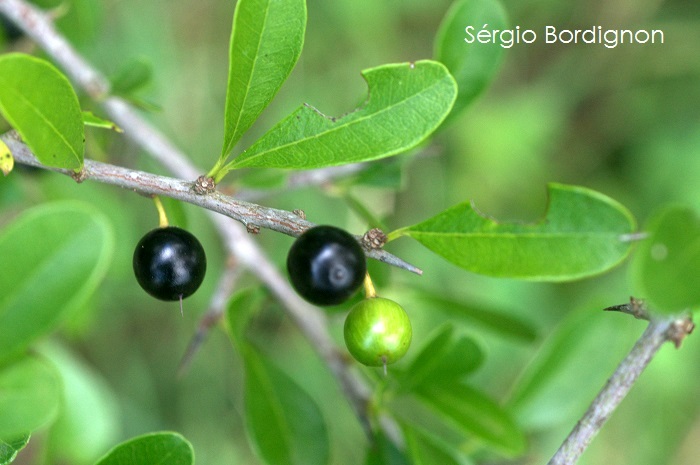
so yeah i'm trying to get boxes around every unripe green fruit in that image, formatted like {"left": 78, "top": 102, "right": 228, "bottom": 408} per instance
{"left": 343, "top": 297, "right": 412, "bottom": 367}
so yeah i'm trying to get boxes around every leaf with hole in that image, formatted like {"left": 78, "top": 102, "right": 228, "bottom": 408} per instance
{"left": 0, "top": 201, "right": 114, "bottom": 363}
{"left": 0, "top": 356, "right": 61, "bottom": 440}
{"left": 227, "top": 61, "right": 457, "bottom": 170}
{"left": 220, "top": 0, "right": 306, "bottom": 158}
{"left": 633, "top": 206, "right": 700, "bottom": 312}
{"left": 94, "top": 432, "right": 194, "bottom": 465}
{"left": 390, "top": 183, "right": 636, "bottom": 281}
{"left": 0, "top": 54, "right": 84, "bottom": 171}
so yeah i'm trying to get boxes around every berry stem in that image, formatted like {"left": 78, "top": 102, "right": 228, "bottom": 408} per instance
{"left": 363, "top": 273, "right": 377, "bottom": 299}
{"left": 153, "top": 195, "right": 169, "bottom": 228}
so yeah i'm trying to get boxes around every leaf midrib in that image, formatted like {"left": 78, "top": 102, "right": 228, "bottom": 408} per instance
{"left": 231, "top": 70, "right": 452, "bottom": 168}
{"left": 0, "top": 75, "right": 80, "bottom": 166}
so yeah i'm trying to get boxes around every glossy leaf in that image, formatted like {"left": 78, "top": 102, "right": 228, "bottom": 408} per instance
{"left": 0, "top": 202, "right": 115, "bottom": 362}
{"left": 0, "top": 54, "right": 84, "bottom": 171}
{"left": 228, "top": 61, "right": 457, "bottom": 170}
{"left": 410, "top": 290, "right": 537, "bottom": 342}
{"left": 221, "top": 0, "right": 306, "bottom": 157}
{"left": 398, "top": 323, "right": 484, "bottom": 392}
{"left": 391, "top": 183, "right": 636, "bottom": 281}
{"left": 0, "top": 434, "right": 30, "bottom": 465}
{"left": 0, "top": 356, "right": 61, "bottom": 439}
{"left": 633, "top": 206, "right": 700, "bottom": 312}
{"left": 244, "top": 348, "right": 329, "bottom": 465}
{"left": 415, "top": 383, "right": 526, "bottom": 456}
{"left": 94, "top": 432, "right": 194, "bottom": 465}
{"left": 434, "top": 0, "right": 507, "bottom": 118}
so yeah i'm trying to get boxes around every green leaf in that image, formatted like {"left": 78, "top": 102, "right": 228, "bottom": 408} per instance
{"left": 403, "top": 424, "right": 472, "bottom": 465}
{"left": 0, "top": 356, "right": 61, "bottom": 440}
{"left": 633, "top": 206, "right": 700, "bottom": 312}
{"left": 244, "top": 348, "right": 329, "bottom": 465}
{"left": 83, "top": 111, "right": 123, "bottom": 132}
{"left": 228, "top": 60, "right": 457, "bottom": 170}
{"left": 226, "top": 287, "right": 268, "bottom": 352}
{"left": 397, "top": 323, "right": 484, "bottom": 392}
{"left": 434, "top": 0, "right": 507, "bottom": 119}
{"left": 94, "top": 432, "right": 194, "bottom": 465}
{"left": 109, "top": 57, "right": 153, "bottom": 96}
{"left": 507, "top": 305, "right": 640, "bottom": 429}
{"left": 391, "top": 183, "right": 636, "bottom": 281}
{"left": 221, "top": 0, "right": 307, "bottom": 157}
{"left": 0, "top": 53, "right": 84, "bottom": 171}
{"left": 0, "top": 201, "right": 115, "bottom": 362}
{"left": 364, "top": 431, "right": 410, "bottom": 465}
{"left": 0, "top": 434, "right": 30, "bottom": 465}
{"left": 410, "top": 290, "right": 538, "bottom": 342}
{"left": 40, "top": 342, "right": 119, "bottom": 465}
{"left": 414, "top": 383, "right": 526, "bottom": 456}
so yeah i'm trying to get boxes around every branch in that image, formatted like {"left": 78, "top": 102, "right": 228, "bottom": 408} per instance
{"left": 548, "top": 298, "right": 695, "bottom": 465}
{"left": 0, "top": 0, "right": 389, "bottom": 436}
{"left": 2, "top": 133, "right": 421, "bottom": 274}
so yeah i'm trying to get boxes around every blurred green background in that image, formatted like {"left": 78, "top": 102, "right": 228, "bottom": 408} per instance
{"left": 1, "top": 0, "right": 699, "bottom": 464}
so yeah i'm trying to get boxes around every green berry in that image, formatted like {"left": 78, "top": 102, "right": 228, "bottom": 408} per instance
{"left": 343, "top": 297, "right": 412, "bottom": 367}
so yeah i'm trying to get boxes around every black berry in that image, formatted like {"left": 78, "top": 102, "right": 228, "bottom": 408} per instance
{"left": 287, "top": 225, "right": 366, "bottom": 306}
{"left": 133, "top": 226, "right": 207, "bottom": 301}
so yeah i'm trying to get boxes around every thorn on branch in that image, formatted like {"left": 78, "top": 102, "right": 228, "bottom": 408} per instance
{"left": 604, "top": 296, "right": 650, "bottom": 320}
{"left": 192, "top": 175, "right": 216, "bottom": 195}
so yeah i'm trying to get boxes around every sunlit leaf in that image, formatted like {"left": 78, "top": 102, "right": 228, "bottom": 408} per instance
{"left": 0, "top": 139, "right": 13, "bottom": 176}
{"left": 0, "top": 434, "right": 30, "bottom": 465}
{"left": 94, "top": 432, "right": 194, "bottom": 465}
{"left": 0, "top": 201, "right": 115, "bottom": 362}
{"left": 633, "top": 206, "right": 700, "bottom": 312}
{"left": 434, "top": 0, "right": 507, "bottom": 119}
{"left": 221, "top": 0, "right": 306, "bottom": 157}
{"left": 0, "top": 356, "right": 61, "bottom": 439}
{"left": 391, "top": 183, "right": 636, "bottom": 281}
{"left": 244, "top": 348, "right": 329, "bottom": 465}
{"left": 228, "top": 61, "right": 457, "bottom": 170}
{"left": 0, "top": 54, "right": 84, "bottom": 171}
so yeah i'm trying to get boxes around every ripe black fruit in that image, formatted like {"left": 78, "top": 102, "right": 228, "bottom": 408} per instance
{"left": 133, "top": 226, "right": 207, "bottom": 301}
{"left": 287, "top": 225, "right": 366, "bottom": 306}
